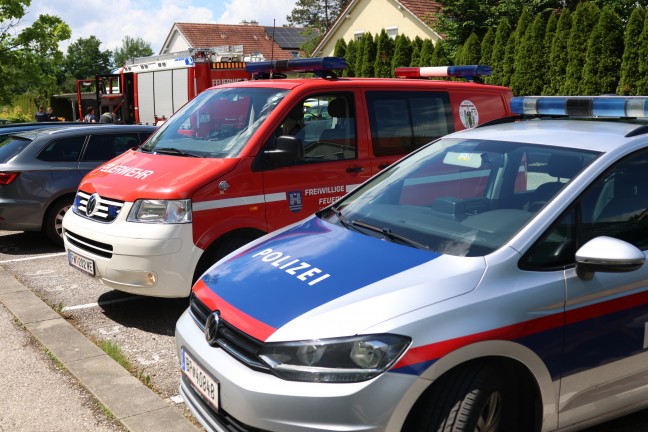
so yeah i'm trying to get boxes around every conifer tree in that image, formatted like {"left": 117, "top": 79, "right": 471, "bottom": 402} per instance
{"left": 412, "top": 36, "right": 424, "bottom": 55}
{"left": 360, "top": 33, "right": 377, "bottom": 77}
{"left": 489, "top": 18, "right": 512, "bottom": 85}
{"left": 461, "top": 33, "right": 481, "bottom": 65}
{"left": 343, "top": 40, "right": 356, "bottom": 77}
{"left": 511, "top": 13, "right": 547, "bottom": 95}
{"left": 333, "top": 38, "right": 347, "bottom": 58}
{"left": 638, "top": 11, "right": 648, "bottom": 94}
{"left": 354, "top": 35, "right": 366, "bottom": 77}
{"left": 392, "top": 35, "right": 413, "bottom": 72}
{"left": 581, "top": 6, "right": 623, "bottom": 95}
{"left": 618, "top": 7, "right": 645, "bottom": 95}
{"left": 430, "top": 40, "right": 451, "bottom": 66}
{"left": 454, "top": 43, "right": 465, "bottom": 65}
{"left": 544, "top": 9, "right": 572, "bottom": 95}
{"left": 500, "top": 32, "right": 516, "bottom": 87}
{"left": 480, "top": 28, "right": 495, "bottom": 67}
{"left": 419, "top": 39, "right": 435, "bottom": 66}
{"left": 563, "top": 2, "right": 600, "bottom": 95}
{"left": 409, "top": 44, "right": 421, "bottom": 67}
{"left": 374, "top": 30, "right": 394, "bottom": 78}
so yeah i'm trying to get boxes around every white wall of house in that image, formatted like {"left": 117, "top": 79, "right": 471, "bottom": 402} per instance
{"left": 313, "top": 0, "right": 439, "bottom": 57}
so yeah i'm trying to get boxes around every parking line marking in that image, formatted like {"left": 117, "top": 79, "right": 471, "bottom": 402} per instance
{"left": 0, "top": 252, "right": 67, "bottom": 264}
{"left": 62, "top": 296, "right": 138, "bottom": 312}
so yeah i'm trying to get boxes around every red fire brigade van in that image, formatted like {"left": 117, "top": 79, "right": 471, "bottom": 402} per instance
{"left": 63, "top": 57, "right": 513, "bottom": 298}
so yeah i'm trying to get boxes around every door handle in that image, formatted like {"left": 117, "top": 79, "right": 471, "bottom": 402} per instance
{"left": 346, "top": 166, "right": 365, "bottom": 174}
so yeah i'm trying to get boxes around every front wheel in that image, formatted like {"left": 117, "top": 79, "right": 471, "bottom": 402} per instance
{"left": 43, "top": 198, "right": 73, "bottom": 247}
{"left": 408, "top": 362, "right": 515, "bottom": 432}
{"left": 192, "top": 234, "right": 260, "bottom": 285}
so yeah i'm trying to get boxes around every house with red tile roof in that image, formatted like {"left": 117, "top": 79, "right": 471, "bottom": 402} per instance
{"left": 313, "top": 0, "right": 442, "bottom": 57}
{"left": 160, "top": 21, "right": 309, "bottom": 61}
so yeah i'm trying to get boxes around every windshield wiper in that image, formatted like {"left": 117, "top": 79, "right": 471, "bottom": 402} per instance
{"left": 351, "top": 220, "right": 429, "bottom": 250}
{"left": 153, "top": 147, "right": 201, "bottom": 157}
{"left": 330, "top": 205, "right": 354, "bottom": 230}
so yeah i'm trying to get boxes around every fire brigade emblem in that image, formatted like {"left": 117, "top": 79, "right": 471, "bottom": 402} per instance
{"left": 288, "top": 191, "right": 303, "bottom": 212}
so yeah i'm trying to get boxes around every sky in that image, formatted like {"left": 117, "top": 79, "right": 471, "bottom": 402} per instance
{"left": 24, "top": 0, "right": 299, "bottom": 54}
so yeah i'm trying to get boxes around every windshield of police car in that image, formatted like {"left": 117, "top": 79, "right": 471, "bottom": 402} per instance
{"left": 141, "top": 87, "right": 288, "bottom": 158}
{"left": 322, "top": 138, "right": 599, "bottom": 257}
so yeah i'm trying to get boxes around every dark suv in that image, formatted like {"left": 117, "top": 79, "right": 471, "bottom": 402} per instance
{"left": 0, "top": 124, "right": 156, "bottom": 245}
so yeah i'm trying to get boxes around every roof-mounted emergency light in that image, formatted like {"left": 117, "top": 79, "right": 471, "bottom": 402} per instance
{"left": 511, "top": 96, "right": 648, "bottom": 119}
{"left": 246, "top": 57, "right": 347, "bottom": 79}
{"left": 394, "top": 65, "right": 492, "bottom": 81}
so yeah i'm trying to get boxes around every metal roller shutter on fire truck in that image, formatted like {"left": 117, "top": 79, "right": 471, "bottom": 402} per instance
{"left": 136, "top": 68, "right": 190, "bottom": 125}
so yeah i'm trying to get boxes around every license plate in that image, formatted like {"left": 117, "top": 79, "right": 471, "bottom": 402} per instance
{"left": 182, "top": 348, "right": 219, "bottom": 410}
{"left": 68, "top": 250, "right": 95, "bottom": 276}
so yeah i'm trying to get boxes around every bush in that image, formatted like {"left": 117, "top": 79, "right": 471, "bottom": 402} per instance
{"left": 0, "top": 106, "right": 32, "bottom": 123}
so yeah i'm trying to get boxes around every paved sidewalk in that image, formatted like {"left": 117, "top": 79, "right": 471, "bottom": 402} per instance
{"left": 0, "top": 266, "right": 199, "bottom": 432}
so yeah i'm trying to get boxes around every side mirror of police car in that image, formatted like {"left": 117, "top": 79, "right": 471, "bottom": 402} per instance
{"left": 264, "top": 135, "right": 304, "bottom": 164}
{"left": 575, "top": 236, "right": 645, "bottom": 281}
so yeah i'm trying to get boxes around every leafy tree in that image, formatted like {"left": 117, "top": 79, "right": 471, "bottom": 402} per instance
{"left": 544, "top": 9, "right": 572, "bottom": 95}
{"left": 581, "top": 5, "right": 623, "bottom": 95}
{"left": 374, "top": 29, "right": 394, "bottom": 77}
{"left": 392, "top": 35, "right": 412, "bottom": 71}
{"left": 343, "top": 39, "right": 356, "bottom": 77}
{"left": 589, "top": 0, "right": 648, "bottom": 22}
{"left": 419, "top": 39, "right": 434, "bottom": 66}
{"left": 0, "top": 1, "right": 71, "bottom": 104}
{"left": 488, "top": 18, "right": 512, "bottom": 85}
{"left": 562, "top": 2, "right": 600, "bottom": 95}
{"left": 618, "top": 7, "right": 645, "bottom": 95}
{"left": 113, "top": 36, "right": 154, "bottom": 68}
{"left": 511, "top": 13, "right": 547, "bottom": 95}
{"left": 479, "top": 27, "right": 495, "bottom": 66}
{"left": 359, "top": 33, "right": 376, "bottom": 77}
{"left": 64, "top": 36, "right": 112, "bottom": 80}
{"left": 298, "top": 28, "right": 323, "bottom": 57}
{"left": 286, "top": 0, "right": 346, "bottom": 32}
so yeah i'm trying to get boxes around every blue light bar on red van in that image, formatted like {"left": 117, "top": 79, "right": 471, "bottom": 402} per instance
{"left": 511, "top": 96, "right": 648, "bottom": 118}
{"left": 394, "top": 65, "right": 492, "bottom": 79}
{"left": 245, "top": 57, "right": 347, "bottom": 75}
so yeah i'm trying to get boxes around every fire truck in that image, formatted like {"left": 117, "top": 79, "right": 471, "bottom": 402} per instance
{"left": 76, "top": 46, "right": 256, "bottom": 125}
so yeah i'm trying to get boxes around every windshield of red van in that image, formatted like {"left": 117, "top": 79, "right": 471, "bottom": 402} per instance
{"left": 141, "top": 87, "right": 288, "bottom": 158}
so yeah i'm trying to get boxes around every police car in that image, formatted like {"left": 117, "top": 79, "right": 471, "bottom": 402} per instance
{"left": 62, "top": 57, "right": 512, "bottom": 298}
{"left": 176, "top": 96, "right": 648, "bottom": 431}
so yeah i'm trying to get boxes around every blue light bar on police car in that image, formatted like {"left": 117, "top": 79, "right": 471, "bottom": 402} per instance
{"left": 511, "top": 96, "right": 648, "bottom": 118}
{"left": 394, "top": 65, "right": 492, "bottom": 79}
{"left": 245, "top": 57, "right": 347, "bottom": 75}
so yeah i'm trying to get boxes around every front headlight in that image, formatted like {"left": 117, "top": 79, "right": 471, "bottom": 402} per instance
{"left": 127, "top": 199, "right": 192, "bottom": 223}
{"left": 259, "top": 334, "right": 411, "bottom": 383}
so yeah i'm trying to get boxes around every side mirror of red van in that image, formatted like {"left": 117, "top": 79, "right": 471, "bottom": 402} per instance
{"left": 264, "top": 135, "right": 304, "bottom": 164}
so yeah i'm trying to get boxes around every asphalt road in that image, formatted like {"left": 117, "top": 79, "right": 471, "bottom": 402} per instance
{"left": 2, "top": 228, "right": 648, "bottom": 431}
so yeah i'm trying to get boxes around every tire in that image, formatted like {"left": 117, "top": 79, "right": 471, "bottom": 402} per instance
{"left": 43, "top": 198, "right": 73, "bottom": 247}
{"left": 192, "top": 234, "right": 259, "bottom": 285}
{"left": 410, "top": 362, "right": 513, "bottom": 432}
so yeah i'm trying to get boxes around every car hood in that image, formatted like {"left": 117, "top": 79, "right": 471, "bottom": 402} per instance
{"left": 193, "top": 216, "right": 486, "bottom": 342}
{"left": 78, "top": 150, "right": 240, "bottom": 201}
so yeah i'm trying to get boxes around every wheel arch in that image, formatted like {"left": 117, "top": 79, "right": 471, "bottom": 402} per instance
{"left": 392, "top": 340, "right": 557, "bottom": 432}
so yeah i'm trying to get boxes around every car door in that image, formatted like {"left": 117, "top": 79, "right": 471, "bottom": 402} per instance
{"left": 37, "top": 135, "right": 87, "bottom": 187}
{"left": 540, "top": 150, "right": 648, "bottom": 428}
{"left": 261, "top": 92, "right": 373, "bottom": 231}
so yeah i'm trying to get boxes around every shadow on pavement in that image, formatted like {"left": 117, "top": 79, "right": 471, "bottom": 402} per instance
{"left": 0, "top": 231, "right": 62, "bottom": 256}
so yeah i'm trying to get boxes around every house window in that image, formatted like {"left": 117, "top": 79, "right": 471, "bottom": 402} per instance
{"left": 386, "top": 27, "right": 398, "bottom": 39}
{"left": 354, "top": 31, "right": 364, "bottom": 41}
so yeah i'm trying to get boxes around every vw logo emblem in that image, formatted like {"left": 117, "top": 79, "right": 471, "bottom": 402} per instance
{"left": 86, "top": 193, "right": 100, "bottom": 217}
{"left": 204, "top": 310, "right": 221, "bottom": 346}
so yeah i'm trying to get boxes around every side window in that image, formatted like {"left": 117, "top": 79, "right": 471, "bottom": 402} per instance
{"left": 274, "top": 93, "right": 357, "bottom": 164}
{"left": 82, "top": 133, "right": 141, "bottom": 162}
{"left": 366, "top": 91, "right": 452, "bottom": 157}
{"left": 37, "top": 136, "right": 86, "bottom": 162}
{"left": 521, "top": 151, "right": 648, "bottom": 270}
{"left": 582, "top": 152, "right": 648, "bottom": 249}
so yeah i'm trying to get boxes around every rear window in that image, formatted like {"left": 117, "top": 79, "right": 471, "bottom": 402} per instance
{"left": 0, "top": 136, "right": 32, "bottom": 163}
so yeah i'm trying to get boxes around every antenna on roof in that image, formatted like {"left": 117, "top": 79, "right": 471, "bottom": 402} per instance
{"left": 270, "top": 19, "right": 276, "bottom": 78}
